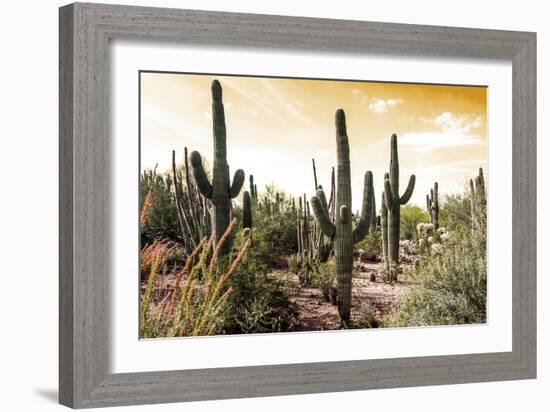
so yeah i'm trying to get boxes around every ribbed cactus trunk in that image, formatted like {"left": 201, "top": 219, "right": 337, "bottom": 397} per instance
{"left": 334, "top": 113, "right": 353, "bottom": 323}
{"left": 311, "top": 109, "right": 374, "bottom": 324}
{"left": 190, "top": 80, "right": 245, "bottom": 257}
{"left": 370, "top": 181, "right": 377, "bottom": 230}
{"left": 434, "top": 184, "right": 440, "bottom": 232}
{"left": 380, "top": 190, "right": 390, "bottom": 275}
{"left": 383, "top": 134, "right": 415, "bottom": 279}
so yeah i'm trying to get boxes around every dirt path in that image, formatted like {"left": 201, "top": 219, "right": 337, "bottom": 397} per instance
{"left": 288, "top": 260, "right": 412, "bottom": 330}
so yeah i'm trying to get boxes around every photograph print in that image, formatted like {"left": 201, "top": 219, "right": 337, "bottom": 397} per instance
{"left": 139, "top": 72, "right": 487, "bottom": 338}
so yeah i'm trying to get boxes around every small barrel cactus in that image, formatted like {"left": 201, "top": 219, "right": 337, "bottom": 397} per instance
{"left": 311, "top": 109, "right": 374, "bottom": 324}
{"left": 190, "top": 80, "right": 245, "bottom": 257}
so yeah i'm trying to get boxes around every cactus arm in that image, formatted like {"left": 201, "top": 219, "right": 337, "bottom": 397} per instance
{"left": 339, "top": 205, "right": 350, "bottom": 224}
{"left": 229, "top": 169, "right": 245, "bottom": 198}
{"left": 315, "top": 188, "right": 330, "bottom": 216}
{"left": 189, "top": 151, "right": 212, "bottom": 199}
{"left": 383, "top": 176, "right": 395, "bottom": 207}
{"left": 311, "top": 195, "right": 335, "bottom": 238}
{"left": 399, "top": 174, "right": 416, "bottom": 204}
{"left": 353, "top": 171, "right": 374, "bottom": 244}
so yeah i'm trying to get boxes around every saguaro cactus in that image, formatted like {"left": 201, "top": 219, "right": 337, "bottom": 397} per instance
{"left": 249, "top": 175, "right": 257, "bottom": 200}
{"left": 470, "top": 167, "right": 486, "bottom": 232}
{"left": 190, "top": 80, "right": 245, "bottom": 256}
{"left": 380, "top": 189, "right": 390, "bottom": 275}
{"left": 426, "top": 182, "right": 439, "bottom": 231}
{"left": 242, "top": 191, "right": 252, "bottom": 229}
{"left": 311, "top": 109, "right": 374, "bottom": 324}
{"left": 383, "top": 134, "right": 416, "bottom": 277}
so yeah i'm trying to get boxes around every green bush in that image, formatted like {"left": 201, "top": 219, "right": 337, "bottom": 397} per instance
{"left": 353, "top": 301, "right": 380, "bottom": 328}
{"left": 223, "top": 233, "right": 298, "bottom": 334}
{"left": 140, "top": 169, "right": 180, "bottom": 243}
{"left": 355, "top": 229, "right": 382, "bottom": 255}
{"left": 383, "top": 225, "right": 486, "bottom": 327}
{"left": 440, "top": 192, "right": 472, "bottom": 231}
{"left": 400, "top": 204, "right": 430, "bottom": 240}
{"left": 311, "top": 260, "right": 336, "bottom": 301}
{"left": 242, "top": 185, "right": 299, "bottom": 265}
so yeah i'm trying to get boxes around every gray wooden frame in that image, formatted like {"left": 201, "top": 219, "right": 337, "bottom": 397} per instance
{"left": 59, "top": 2, "right": 536, "bottom": 408}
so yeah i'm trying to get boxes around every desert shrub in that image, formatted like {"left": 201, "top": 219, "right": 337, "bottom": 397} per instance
{"left": 244, "top": 187, "right": 298, "bottom": 265}
{"left": 383, "top": 224, "right": 486, "bottom": 327}
{"left": 222, "top": 230, "right": 298, "bottom": 334}
{"left": 353, "top": 301, "right": 380, "bottom": 328}
{"left": 439, "top": 192, "right": 471, "bottom": 231}
{"left": 400, "top": 204, "right": 430, "bottom": 240}
{"left": 355, "top": 229, "right": 382, "bottom": 255}
{"left": 311, "top": 260, "right": 336, "bottom": 301}
{"left": 140, "top": 169, "right": 180, "bottom": 244}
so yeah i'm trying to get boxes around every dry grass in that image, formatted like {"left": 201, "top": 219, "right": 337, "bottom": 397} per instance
{"left": 140, "top": 217, "right": 252, "bottom": 338}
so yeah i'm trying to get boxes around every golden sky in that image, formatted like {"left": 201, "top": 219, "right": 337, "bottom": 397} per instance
{"left": 140, "top": 72, "right": 487, "bottom": 211}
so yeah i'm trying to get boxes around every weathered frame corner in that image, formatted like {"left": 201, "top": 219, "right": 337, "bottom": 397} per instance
{"left": 59, "top": 2, "right": 536, "bottom": 408}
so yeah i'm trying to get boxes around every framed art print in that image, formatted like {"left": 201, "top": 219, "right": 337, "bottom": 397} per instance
{"left": 59, "top": 3, "right": 536, "bottom": 408}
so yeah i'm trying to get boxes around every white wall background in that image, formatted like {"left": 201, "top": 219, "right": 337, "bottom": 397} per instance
{"left": 0, "top": 0, "right": 546, "bottom": 411}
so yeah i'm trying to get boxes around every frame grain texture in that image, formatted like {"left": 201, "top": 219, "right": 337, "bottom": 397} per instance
{"left": 59, "top": 2, "right": 536, "bottom": 408}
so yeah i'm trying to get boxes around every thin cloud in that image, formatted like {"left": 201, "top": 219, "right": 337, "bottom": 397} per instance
{"left": 221, "top": 78, "right": 293, "bottom": 127}
{"left": 369, "top": 98, "right": 404, "bottom": 113}
{"left": 142, "top": 102, "right": 202, "bottom": 142}
{"left": 400, "top": 112, "right": 485, "bottom": 151}
{"left": 260, "top": 79, "right": 320, "bottom": 130}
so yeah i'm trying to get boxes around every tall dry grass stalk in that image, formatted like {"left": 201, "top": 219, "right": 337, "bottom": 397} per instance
{"left": 140, "top": 191, "right": 154, "bottom": 227}
{"left": 140, "top": 218, "right": 251, "bottom": 338}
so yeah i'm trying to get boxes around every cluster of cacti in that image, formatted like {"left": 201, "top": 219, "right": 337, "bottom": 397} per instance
{"left": 426, "top": 182, "right": 439, "bottom": 232}
{"left": 146, "top": 78, "right": 489, "bottom": 330}
{"left": 257, "top": 190, "right": 287, "bottom": 217}
{"left": 190, "top": 80, "right": 245, "bottom": 257}
{"left": 470, "top": 168, "right": 486, "bottom": 232}
{"left": 381, "top": 134, "right": 416, "bottom": 283}
{"left": 171, "top": 148, "right": 211, "bottom": 254}
{"left": 311, "top": 109, "right": 374, "bottom": 323}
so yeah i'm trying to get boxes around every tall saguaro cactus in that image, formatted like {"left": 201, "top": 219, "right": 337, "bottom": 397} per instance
{"left": 470, "top": 167, "right": 486, "bottom": 232}
{"left": 311, "top": 109, "right": 374, "bottom": 324}
{"left": 382, "top": 134, "right": 416, "bottom": 278}
{"left": 426, "top": 182, "right": 439, "bottom": 231}
{"left": 190, "top": 80, "right": 245, "bottom": 256}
